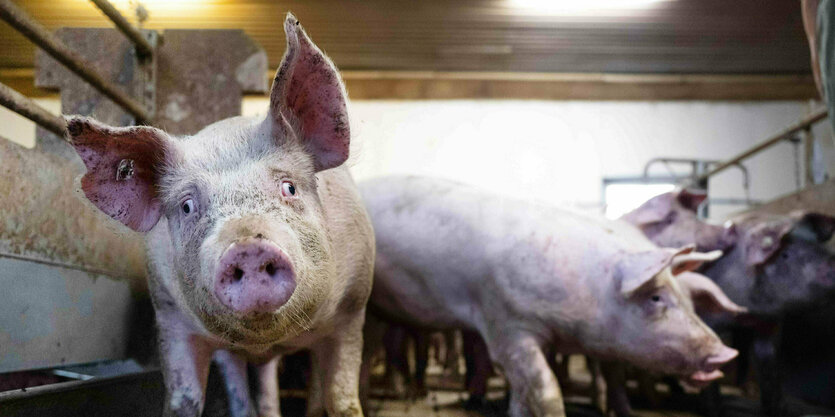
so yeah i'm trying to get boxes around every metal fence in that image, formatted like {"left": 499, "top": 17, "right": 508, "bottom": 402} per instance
{"left": 0, "top": 0, "right": 154, "bottom": 135}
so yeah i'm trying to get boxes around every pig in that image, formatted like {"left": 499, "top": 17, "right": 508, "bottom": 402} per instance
{"left": 698, "top": 210, "right": 835, "bottom": 415}
{"left": 624, "top": 192, "right": 835, "bottom": 415}
{"left": 65, "top": 14, "right": 374, "bottom": 417}
{"left": 360, "top": 176, "right": 737, "bottom": 417}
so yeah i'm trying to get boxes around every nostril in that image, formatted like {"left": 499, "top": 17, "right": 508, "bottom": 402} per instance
{"left": 232, "top": 267, "right": 244, "bottom": 282}
{"left": 265, "top": 262, "right": 276, "bottom": 277}
{"left": 255, "top": 233, "right": 264, "bottom": 239}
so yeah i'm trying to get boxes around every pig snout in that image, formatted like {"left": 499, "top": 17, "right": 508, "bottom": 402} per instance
{"left": 687, "top": 345, "right": 738, "bottom": 388}
{"left": 215, "top": 237, "right": 296, "bottom": 315}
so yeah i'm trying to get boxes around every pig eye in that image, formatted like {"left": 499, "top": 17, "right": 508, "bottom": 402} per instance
{"left": 651, "top": 294, "right": 662, "bottom": 303}
{"left": 181, "top": 199, "right": 195, "bottom": 215}
{"left": 281, "top": 181, "right": 296, "bottom": 197}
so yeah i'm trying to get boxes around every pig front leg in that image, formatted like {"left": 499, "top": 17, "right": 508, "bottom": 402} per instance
{"left": 254, "top": 357, "right": 281, "bottom": 417}
{"left": 214, "top": 350, "right": 256, "bottom": 417}
{"left": 308, "top": 310, "right": 366, "bottom": 417}
{"left": 158, "top": 329, "right": 214, "bottom": 417}
{"left": 600, "top": 361, "right": 631, "bottom": 417}
{"left": 489, "top": 331, "right": 566, "bottom": 417}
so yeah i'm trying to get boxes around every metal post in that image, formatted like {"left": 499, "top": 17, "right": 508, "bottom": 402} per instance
{"left": 0, "top": 0, "right": 152, "bottom": 122}
{"left": 89, "top": 0, "right": 154, "bottom": 58}
{"left": 0, "top": 82, "right": 66, "bottom": 138}
{"left": 691, "top": 107, "right": 828, "bottom": 186}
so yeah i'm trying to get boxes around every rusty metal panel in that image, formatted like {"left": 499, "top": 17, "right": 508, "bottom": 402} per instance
{"left": 0, "top": 138, "right": 147, "bottom": 283}
{"left": 155, "top": 29, "right": 267, "bottom": 135}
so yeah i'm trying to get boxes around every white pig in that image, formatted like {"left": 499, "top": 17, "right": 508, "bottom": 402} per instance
{"left": 361, "top": 176, "right": 737, "bottom": 417}
{"left": 65, "top": 14, "right": 373, "bottom": 417}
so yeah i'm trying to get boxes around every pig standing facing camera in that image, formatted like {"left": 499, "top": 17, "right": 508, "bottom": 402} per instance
{"left": 65, "top": 14, "right": 374, "bottom": 417}
{"left": 361, "top": 176, "right": 738, "bottom": 417}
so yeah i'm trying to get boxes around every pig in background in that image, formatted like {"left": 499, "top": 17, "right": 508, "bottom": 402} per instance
{"left": 624, "top": 189, "right": 835, "bottom": 416}
{"left": 66, "top": 14, "right": 374, "bottom": 417}
{"left": 360, "top": 176, "right": 737, "bottom": 417}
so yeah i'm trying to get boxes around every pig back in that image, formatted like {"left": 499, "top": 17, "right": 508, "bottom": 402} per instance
{"left": 361, "top": 176, "right": 649, "bottom": 333}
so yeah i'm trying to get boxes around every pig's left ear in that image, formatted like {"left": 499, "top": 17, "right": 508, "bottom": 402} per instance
{"left": 790, "top": 211, "right": 835, "bottom": 243}
{"left": 676, "top": 188, "right": 707, "bottom": 212}
{"left": 269, "top": 13, "right": 349, "bottom": 172}
{"left": 743, "top": 218, "right": 795, "bottom": 266}
{"left": 618, "top": 250, "right": 673, "bottom": 296}
{"left": 670, "top": 246, "right": 722, "bottom": 274}
{"left": 66, "top": 116, "right": 171, "bottom": 233}
{"left": 677, "top": 271, "right": 747, "bottom": 315}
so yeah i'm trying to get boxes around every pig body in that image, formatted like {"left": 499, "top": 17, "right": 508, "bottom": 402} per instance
{"left": 362, "top": 176, "right": 736, "bottom": 417}
{"left": 67, "top": 15, "right": 373, "bottom": 417}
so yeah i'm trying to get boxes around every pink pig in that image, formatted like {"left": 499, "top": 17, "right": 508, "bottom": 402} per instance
{"left": 66, "top": 15, "right": 374, "bottom": 417}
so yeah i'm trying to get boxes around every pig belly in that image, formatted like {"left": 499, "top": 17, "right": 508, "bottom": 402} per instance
{"left": 370, "top": 250, "right": 481, "bottom": 332}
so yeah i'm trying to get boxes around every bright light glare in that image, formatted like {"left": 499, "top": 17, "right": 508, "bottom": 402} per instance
{"left": 604, "top": 183, "right": 675, "bottom": 219}
{"left": 509, "top": 0, "right": 665, "bottom": 13}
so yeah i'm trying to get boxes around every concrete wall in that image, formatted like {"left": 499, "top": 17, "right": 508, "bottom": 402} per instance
{"left": 245, "top": 98, "right": 833, "bottom": 221}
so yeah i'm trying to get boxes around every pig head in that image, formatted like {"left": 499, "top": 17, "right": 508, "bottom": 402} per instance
{"left": 622, "top": 189, "right": 737, "bottom": 252}
{"left": 702, "top": 211, "right": 835, "bottom": 316}
{"left": 603, "top": 246, "right": 738, "bottom": 386}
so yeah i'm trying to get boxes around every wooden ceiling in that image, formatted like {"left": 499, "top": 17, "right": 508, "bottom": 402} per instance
{"left": 0, "top": 0, "right": 813, "bottom": 74}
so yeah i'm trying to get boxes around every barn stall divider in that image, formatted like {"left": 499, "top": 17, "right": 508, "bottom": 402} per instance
{"left": 0, "top": 0, "right": 268, "bottom": 415}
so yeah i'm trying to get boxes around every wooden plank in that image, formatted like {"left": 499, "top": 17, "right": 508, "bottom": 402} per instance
{"left": 1, "top": 68, "right": 818, "bottom": 100}
{"left": 0, "top": 0, "right": 813, "bottom": 75}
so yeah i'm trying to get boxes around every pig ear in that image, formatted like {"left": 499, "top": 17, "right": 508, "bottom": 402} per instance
{"left": 66, "top": 116, "right": 170, "bottom": 233}
{"left": 676, "top": 188, "right": 707, "bottom": 212}
{"left": 620, "top": 192, "right": 674, "bottom": 225}
{"left": 269, "top": 13, "right": 350, "bottom": 172}
{"left": 743, "top": 219, "right": 794, "bottom": 267}
{"left": 677, "top": 272, "right": 747, "bottom": 315}
{"left": 790, "top": 211, "right": 835, "bottom": 243}
{"left": 671, "top": 247, "right": 723, "bottom": 275}
{"left": 618, "top": 250, "right": 673, "bottom": 296}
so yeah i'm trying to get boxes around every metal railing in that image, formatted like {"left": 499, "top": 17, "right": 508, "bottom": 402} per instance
{"left": 686, "top": 106, "right": 829, "bottom": 187}
{"left": 0, "top": 0, "right": 154, "bottom": 135}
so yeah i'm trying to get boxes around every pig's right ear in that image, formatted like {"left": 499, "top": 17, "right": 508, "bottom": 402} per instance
{"left": 268, "top": 14, "right": 350, "bottom": 172}
{"left": 677, "top": 271, "right": 747, "bottom": 315}
{"left": 66, "top": 116, "right": 170, "bottom": 233}
{"left": 618, "top": 250, "right": 673, "bottom": 296}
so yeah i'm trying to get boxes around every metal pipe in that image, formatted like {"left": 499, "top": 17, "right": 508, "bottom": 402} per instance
{"left": 88, "top": 0, "right": 154, "bottom": 58}
{"left": 692, "top": 107, "right": 828, "bottom": 185}
{"left": 0, "top": 0, "right": 152, "bottom": 122}
{"left": 0, "top": 82, "right": 66, "bottom": 138}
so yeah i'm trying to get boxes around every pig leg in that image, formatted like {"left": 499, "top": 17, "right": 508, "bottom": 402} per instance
{"left": 490, "top": 332, "right": 565, "bottom": 417}
{"left": 359, "top": 312, "right": 387, "bottom": 414}
{"left": 601, "top": 361, "right": 631, "bottom": 417}
{"left": 753, "top": 334, "right": 782, "bottom": 416}
{"left": 158, "top": 330, "right": 214, "bottom": 417}
{"left": 383, "top": 325, "right": 410, "bottom": 397}
{"left": 588, "top": 358, "right": 607, "bottom": 413}
{"left": 309, "top": 311, "right": 365, "bottom": 417}
{"left": 413, "top": 330, "right": 429, "bottom": 397}
{"left": 214, "top": 350, "right": 256, "bottom": 417}
{"left": 254, "top": 357, "right": 281, "bottom": 417}
{"left": 307, "top": 354, "right": 325, "bottom": 417}
{"left": 462, "top": 330, "right": 491, "bottom": 410}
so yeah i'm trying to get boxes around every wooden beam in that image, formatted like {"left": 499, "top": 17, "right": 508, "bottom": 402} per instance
{"left": 2, "top": 68, "right": 819, "bottom": 100}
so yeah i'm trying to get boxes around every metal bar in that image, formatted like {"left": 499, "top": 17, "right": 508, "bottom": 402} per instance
{"left": 0, "top": 0, "right": 151, "bottom": 122}
{"left": 88, "top": 0, "right": 153, "bottom": 58}
{"left": 0, "top": 82, "right": 66, "bottom": 137}
{"left": 692, "top": 107, "right": 828, "bottom": 185}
